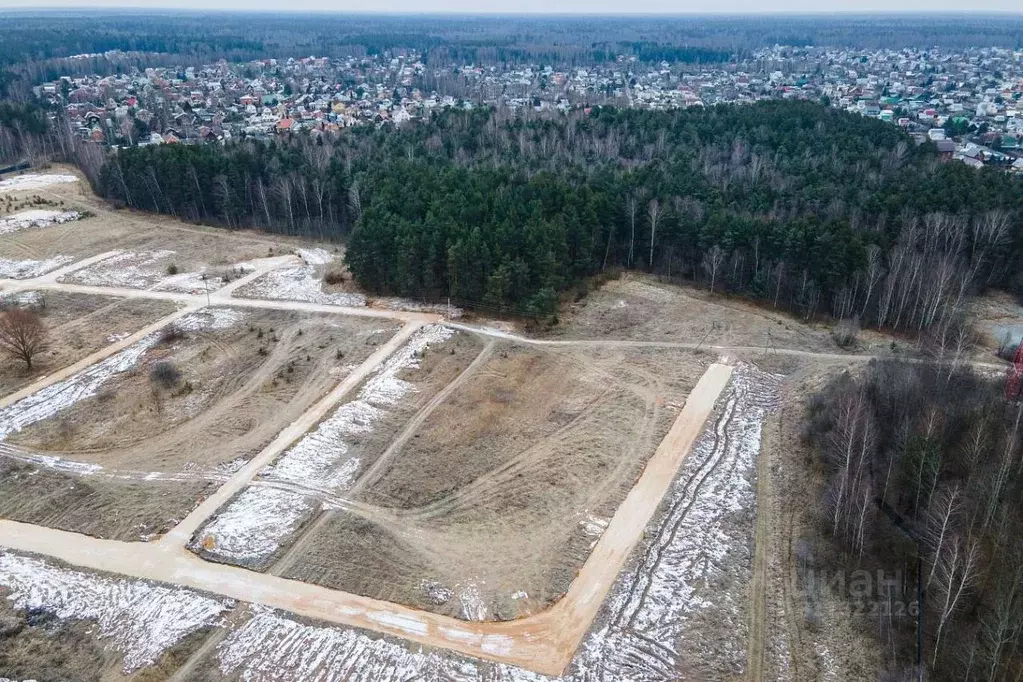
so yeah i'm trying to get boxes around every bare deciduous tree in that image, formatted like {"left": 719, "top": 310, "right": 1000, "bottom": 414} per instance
{"left": 702, "top": 244, "right": 726, "bottom": 292}
{"left": 647, "top": 198, "right": 661, "bottom": 270}
{"left": 0, "top": 308, "right": 48, "bottom": 371}
{"left": 932, "top": 533, "right": 981, "bottom": 666}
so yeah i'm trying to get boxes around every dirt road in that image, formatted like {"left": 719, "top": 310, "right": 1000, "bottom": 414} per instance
{"left": 0, "top": 362, "right": 731, "bottom": 676}
{"left": 161, "top": 320, "right": 424, "bottom": 546}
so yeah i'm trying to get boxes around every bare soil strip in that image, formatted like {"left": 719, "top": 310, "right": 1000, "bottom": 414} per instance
{"left": 0, "top": 363, "right": 731, "bottom": 675}
{"left": 747, "top": 397, "right": 772, "bottom": 681}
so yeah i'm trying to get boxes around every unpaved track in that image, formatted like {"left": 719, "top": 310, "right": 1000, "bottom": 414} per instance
{"left": 161, "top": 320, "right": 424, "bottom": 546}
{"left": 746, "top": 401, "right": 774, "bottom": 681}
{"left": 0, "top": 362, "right": 731, "bottom": 676}
{"left": 0, "top": 304, "right": 199, "bottom": 410}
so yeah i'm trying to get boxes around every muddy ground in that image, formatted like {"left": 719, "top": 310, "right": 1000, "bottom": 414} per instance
{"left": 0, "top": 291, "right": 177, "bottom": 397}
{"left": 282, "top": 342, "right": 710, "bottom": 622}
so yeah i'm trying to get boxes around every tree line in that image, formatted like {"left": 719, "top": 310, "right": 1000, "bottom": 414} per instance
{"left": 806, "top": 360, "right": 1023, "bottom": 680}
{"left": 97, "top": 102, "right": 1023, "bottom": 325}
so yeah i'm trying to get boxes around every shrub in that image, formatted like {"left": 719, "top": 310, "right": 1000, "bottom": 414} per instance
{"left": 324, "top": 269, "right": 346, "bottom": 285}
{"left": 149, "top": 361, "right": 182, "bottom": 388}
{"left": 166, "top": 263, "right": 179, "bottom": 276}
{"left": 158, "top": 325, "right": 185, "bottom": 345}
{"left": 831, "top": 317, "right": 860, "bottom": 349}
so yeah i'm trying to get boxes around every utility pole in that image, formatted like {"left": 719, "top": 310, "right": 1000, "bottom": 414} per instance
{"left": 201, "top": 274, "right": 211, "bottom": 307}
{"left": 876, "top": 496, "right": 925, "bottom": 682}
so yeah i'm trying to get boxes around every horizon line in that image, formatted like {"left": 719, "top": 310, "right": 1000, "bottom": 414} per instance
{"left": 2, "top": 6, "right": 1023, "bottom": 16}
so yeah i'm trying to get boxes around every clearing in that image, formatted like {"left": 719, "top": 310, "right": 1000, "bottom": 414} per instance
{"left": 274, "top": 340, "right": 709, "bottom": 623}
{"left": 0, "top": 306, "right": 395, "bottom": 541}
{"left": 0, "top": 290, "right": 177, "bottom": 397}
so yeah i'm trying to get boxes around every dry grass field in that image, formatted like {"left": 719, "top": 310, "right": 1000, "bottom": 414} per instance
{"left": 279, "top": 342, "right": 710, "bottom": 622}
{"left": 0, "top": 307, "right": 395, "bottom": 541}
{"left": 0, "top": 291, "right": 176, "bottom": 397}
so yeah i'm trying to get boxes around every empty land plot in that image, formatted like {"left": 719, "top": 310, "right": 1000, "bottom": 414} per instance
{"left": 0, "top": 307, "right": 395, "bottom": 540}
{"left": 280, "top": 344, "right": 709, "bottom": 623}
{"left": 0, "top": 196, "right": 308, "bottom": 292}
{"left": 233, "top": 248, "right": 365, "bottom": 307}
{"left": 53, "top": 230, "right": 293, "bottom": 292}
{"left": 0, "top": 291, "right": 177, "bottom": 397}
{"left": 189, "top": 327, "right": 483, "bottom": 570}
{"left": 548, "top": 275, "right": 842, "bottom": 352}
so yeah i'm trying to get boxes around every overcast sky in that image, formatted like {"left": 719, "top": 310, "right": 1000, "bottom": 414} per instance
{"left": 1, "top": 0, "right": 1021, "bottom": 14}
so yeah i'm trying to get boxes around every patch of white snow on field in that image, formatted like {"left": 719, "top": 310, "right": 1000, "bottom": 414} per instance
{"left": 175, "top": 307, "right": 246, "bottom": 332}
{"left": 421, "top": 579, "right": 454, "bottom": 604}
{"left": 0, "top": 551, "right": 230, "bottom": 673}
{"left": 297, "top": 247, "right": 334, "bottom": 265}
{"left": 154, "top": 270, "right": 219, "bottom": 293}
{"left": 0, "top": 291, "right": 41, "bottom": 307}
{"left": 0, "top": 174, "right": 78, "bottom": 193}
{"left": 0, "top": 448, "right": 103, "bottom": 475}
{"left": 61, "top": 249, "right": 177, "bottom": 289}
{"left": 0, "top": 255, "right": 73, "bottom": 279}
{"left": 372, "top": 297, "right": 464, "bottom": 318}
{"left": 458, "top": 581, "right": 488, "bottom": 622}
{"left": 236, "top": 266, "right": 366, "bottom": 307}
{"left": 0, "top": 210, "right": 80, "bottom": 235}
{"left": 0, "top": 334, "right": 158, "bottom": 441}
{"left": 260, "top": 325, "right": 453, "bottom": 492}
{"left": 192, "top": 487, "right": 314, "bottom": 565}
{"left": 218, "top": 606, "right": 551, "bottom": 682}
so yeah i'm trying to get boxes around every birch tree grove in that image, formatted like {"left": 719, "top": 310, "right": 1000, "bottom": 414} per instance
{"left": 807, "top": 360, "right": 1023, "bottom": 680}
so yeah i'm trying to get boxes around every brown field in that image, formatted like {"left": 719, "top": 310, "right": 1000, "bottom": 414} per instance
{"left": 189, "top": 328, "right": 485, "bottom": 570}
{"left": 280, "top": 341, "right": 710, "bottom": 622}
{"left": 0, "top": 170, "right": 333, "bottom": 290}
{"left": 0, "top": 308, "right": 395, "bottom": 540}
{"left": 0, "top": 291, "right": 177, "bottom": 397}
{"left": 544, "top": 274, "right": 905, "bottom": 355}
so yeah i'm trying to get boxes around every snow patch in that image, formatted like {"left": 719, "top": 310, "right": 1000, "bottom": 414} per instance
{"left": 60, "top": 250, "right": 178, "bottom": 289}
{"left": 421, "top": 579, "right": 454, "bottom": 604}
{"left": 0, "top": 551, "right": 230, "bottom": 673}
{"left": 0, "top": 255, "right": 73, "bottom": 279}
{"left": 175, "top": 307, "right": 246, "bottom": 332}
{"left": 218, "top": 607, "right": 550, "bottom": 682}
{"left": 261, "top": 325, "right": 453, "bottom": 492}
{"left": 236, "top": 265, "right": 366, "bottom": 307}
{"left": 192, "top": 487, "right": 314, "bottom": 564}
{"left": 297, "top": 247, "right": 334, "bottom": 265}
{"left": 580, "top": 515, "right": 608, "bottom": 537}
{"left": 0, "top": 210, "right": 80, "bottom": 235}
{"left": 372, "top": 297, "right": 464, "bottom": 318}
{"left": 0, "top": 291, "right": 42, "bottom": 307}
{"left": 0, "top": 174, "right": 78, "bottom": 193}
{"left": 458, "top": 581, "right": 488, "bottom": 622}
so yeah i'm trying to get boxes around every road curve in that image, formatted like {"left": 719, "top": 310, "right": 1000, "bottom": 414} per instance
{"left": 0, "top": 363, "right": 732, "bottom": 676}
